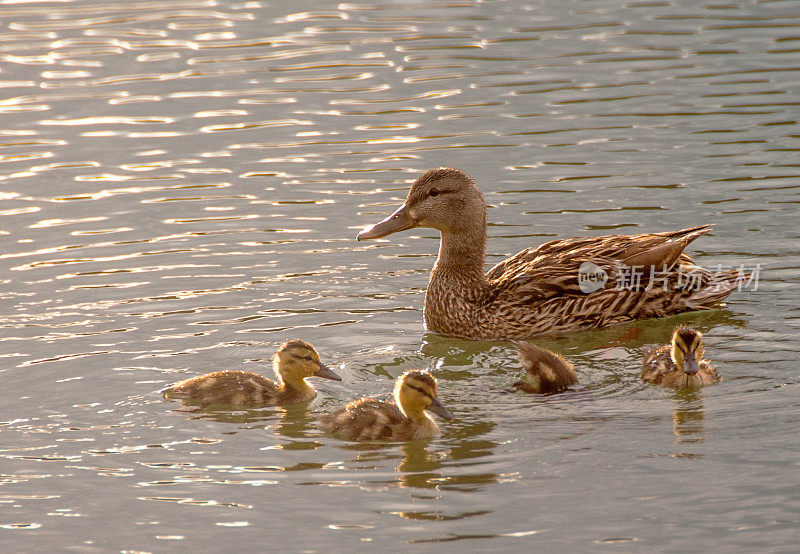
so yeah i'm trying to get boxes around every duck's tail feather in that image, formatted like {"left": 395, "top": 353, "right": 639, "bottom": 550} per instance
{"left": 621, "top": 225, "right": 712, "bottom": 271}
{"left": 681, "top": 268, "right": 746, "bottom": 310}
{"left": 667, "top": 224, "right": 713, "bottom": 240}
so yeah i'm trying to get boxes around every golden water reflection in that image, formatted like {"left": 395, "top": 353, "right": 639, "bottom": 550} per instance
{"left": 671, "top": 389, "right": 706, "bottom": 444}
{"left": 175, "top": 402, "right": 319, "bottom": 442}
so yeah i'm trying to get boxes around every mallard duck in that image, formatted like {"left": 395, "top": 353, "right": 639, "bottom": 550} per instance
{"left": 511, "top": 341, "right": 578, "bottom": 394}
{"left": 319, "top": 370, "right": 453, "bottom": 441}
{"left": 161, "top": 339, "right": 341, "bottom": 408}
{"left": 641, "top": 326, "right": 720, "bottom": 387}
{"left": 356, "top": 167, "right": 743, "bottom": 340}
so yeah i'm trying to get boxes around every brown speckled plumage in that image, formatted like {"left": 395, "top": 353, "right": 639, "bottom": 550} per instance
{"left": 320, "top": 370, "right": 453, "bottom": 441}
{"left": 641, "top": 326, "right": 720, "bottom": 388}
{"left": 513, "top": 341, "right": 578, "bottom": 394}
{"left": 161, "top": 339, "right": 340, "bottom": 408}
{"left": 357, "top": 167, "right": 745, "bottom": 340}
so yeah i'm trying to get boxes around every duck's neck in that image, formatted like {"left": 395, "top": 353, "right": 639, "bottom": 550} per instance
{"left": 276, "top": 367, "right": 313, "bottom": 396}
{"left": 400, "top": 405, "right": 428, "bottom": 423}
{"left": 430, "top": 228, "right": 487, "bottom": 289}
{"left": 403, "top": 408, "right": 440, "bottom": 437}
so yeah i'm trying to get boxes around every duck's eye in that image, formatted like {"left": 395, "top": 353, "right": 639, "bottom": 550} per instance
{"left": 428, "top": 187, "right": 440, "bottom": 197}
{"left": 406, "top": 383, "right": 433, "bottom": 399}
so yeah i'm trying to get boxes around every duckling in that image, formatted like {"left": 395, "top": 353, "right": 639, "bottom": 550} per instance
{"left": 641, "top": 326, "right": 720, "bottom": 387}
{"left": 320, "top": 370, "right": 453, "bottom": 441}
{"left": 356, "top": 167, "right": 744, "bottom": 340}
{"left": 511, "top": 341, "right": 578, "bottom": 394}
{"left": 161, "top": 339, "right": 341, "bottom": 408}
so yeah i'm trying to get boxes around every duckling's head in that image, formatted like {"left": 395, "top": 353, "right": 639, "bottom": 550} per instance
{"left": 273, "top": 339, "right": 341, "bottom": 385}
{"left": 670, "top": 326, "right": 704, "bottom": 375}
{"left": 357, "top": 168, "right": 486, "bottom": 240}
{"left": 394, "top": 370, "right": 454, "bottom": 421}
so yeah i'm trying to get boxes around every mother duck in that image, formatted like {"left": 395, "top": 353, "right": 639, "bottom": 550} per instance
{"left": 357, "top": 168, "right": 743, "bottom": 340}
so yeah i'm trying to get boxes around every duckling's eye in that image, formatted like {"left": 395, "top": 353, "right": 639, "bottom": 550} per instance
{"left": 428, "top": 187, "right": 440, "bottom": 197}
{"left": 406, "top": 383, "right": 433, "bottom": 399}
{"left": 294, "top": 354, "right": 314, "bottom": 361}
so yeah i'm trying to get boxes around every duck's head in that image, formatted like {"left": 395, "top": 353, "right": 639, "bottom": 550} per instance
{"left": 670, "top": 326, "right": 704, "bottom": 376}
{"left": 357, "top": 167, "right": 486, "bottom": 240}
{"left": 394, "top": 369, "right": 454, "bottom": 421}
{"left": 273, "top": 339, "right": 341, "bottom": 384}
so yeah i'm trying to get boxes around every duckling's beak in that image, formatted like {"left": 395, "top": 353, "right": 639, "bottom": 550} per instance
{"left": 682, "top": 353, "right": 699, "bottom": 376}
{"left": 357, "top": 204, "right": 418, "bottom": 240}
{"left": 314, "top": 363, "right": 342, "bottom": 381}
{"left": 426, "top": 397, "right": 454, "bottom": 421}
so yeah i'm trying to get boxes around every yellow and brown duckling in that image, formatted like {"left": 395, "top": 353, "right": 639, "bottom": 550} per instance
{"left": 357, "top": 167, "right": 744, "bottom": 340}
{"left": 511, "top": 341, "right": 578, "bottom": 394}
{"left": 161, "top": 339, "right": 341, "bottom": 408}
{"left": 641, "top": 326, "right": 720, "bottom": 388}
{"left": 319, "top": 370, "right": 453, "bottom": 441}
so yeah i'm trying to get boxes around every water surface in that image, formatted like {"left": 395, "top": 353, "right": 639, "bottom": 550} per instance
{"left": 1, "top": 0, "right": 798, "bottom": 551}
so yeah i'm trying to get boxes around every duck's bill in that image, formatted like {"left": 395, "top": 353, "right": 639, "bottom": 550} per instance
{"left": 682, "top": 355, "right": 699, "bottom": 376}
{"left": 426, "top": 397, "right": 454, "bottom": 420}
{"left": 356, "top": 204, "right": 418, "bottom": 241}
{"left": 315, "top": 364, "right": 342, "bottom": 381}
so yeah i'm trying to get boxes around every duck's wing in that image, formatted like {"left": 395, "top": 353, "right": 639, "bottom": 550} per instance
{"left": 486, "top": 225, "right": 712, "bottom": 284}
{"left": 640, "top": 345, "right": 673, "bottom": 383}
{"left": 484, "top": 225, "right": 716, "bottom": 302}
{"left": 480, "top": 225, "right": 744, "bottom": 335}
{"left": 488, "top": 253, "right": 617, "bottom": 301}
{"left": 698, "top": 360, "right": 721, "bottom": 384}
{"left": 320, "top": 398, "right": 406, "bottom": 441}
{"left": 162, "top": 371, "right": 279, "bottom": 406}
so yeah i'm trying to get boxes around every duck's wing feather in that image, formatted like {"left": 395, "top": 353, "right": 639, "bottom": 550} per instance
{"left": 484, "top": 226, "right": 714, "bottom": 302}
{"left": 320, "top": 398, "right": 407, "bottom": 441}
{"left": 162, "top": 370, "right": 279, "bottom": 406}
{"left": 486, "top": 225, "right": 711, "bottom": 282}
{"left": 641, "top": 345, "right": 673, "bottom": 383}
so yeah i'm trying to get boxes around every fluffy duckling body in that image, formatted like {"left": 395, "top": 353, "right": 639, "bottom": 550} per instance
{"left": 320, "top": 370, "right": 453, "bottom": 441}
{"left": 161, "top": 339, "right": 341, "bottom": 408}
{"left": 512, "top": 341, "right": 578, "bottom": 394}
{"left": 642, "top": 327, "right": 719, "bottom": 387}
{"left": 357, "top": 167, "right": 743, "bottom": 340}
